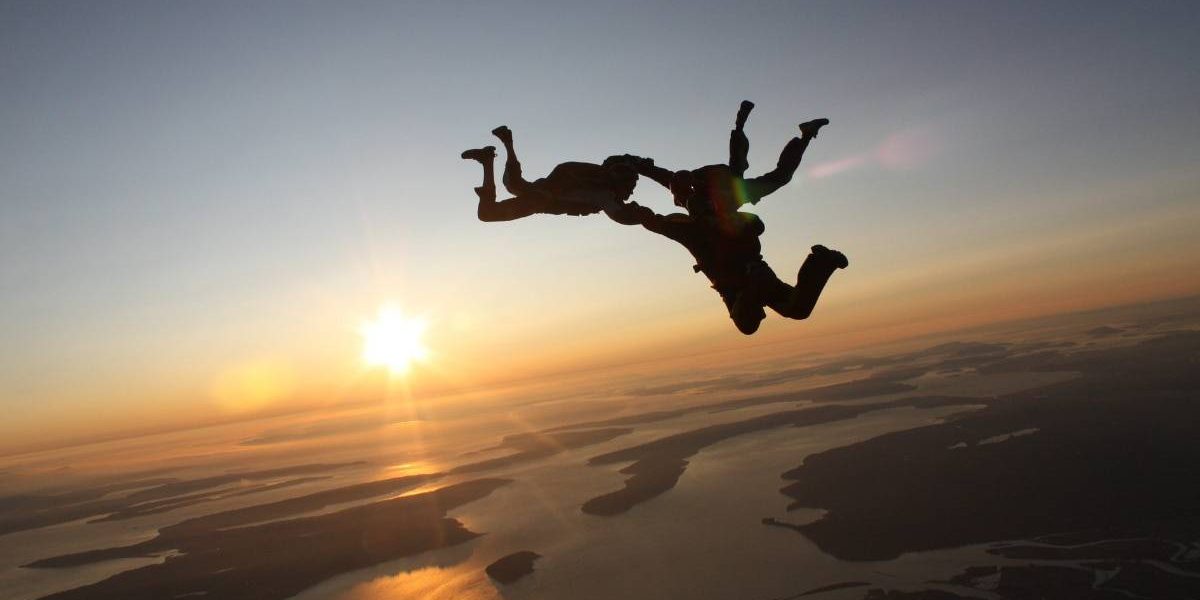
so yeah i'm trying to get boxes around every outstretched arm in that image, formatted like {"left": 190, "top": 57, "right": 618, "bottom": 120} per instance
{"left": 605, "top": 200, "right": 655, "bottom": 226}
{"left": 637, "top": 163, "right": 676, "bottom": 191}
{"left": 606, "top": 154, "right": 675, "bottom": 190}
{"left": 605, "top": 201, "right": 692, "bottom": 242}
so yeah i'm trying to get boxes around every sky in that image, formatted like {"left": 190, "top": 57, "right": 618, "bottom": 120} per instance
{"left": 2, "top": 1, "right": 1199, "bottom": 454}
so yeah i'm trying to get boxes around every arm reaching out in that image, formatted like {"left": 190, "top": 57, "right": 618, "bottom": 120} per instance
{"left": 604, "top": 200, "right": 657, "bottom": 226}
{"left": 606, "top": 154, "right": 674, "bottom": 190}
{"left": 636, "top": 162, "right": 676, "bottom": 191}
{"left": 606, "top": 154, "right": 693, "bottom": 208}
{"left": 605, "top": 201, "right": 693, "bottom": 245}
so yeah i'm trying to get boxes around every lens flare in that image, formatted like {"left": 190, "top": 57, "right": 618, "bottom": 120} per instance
{"left": 807, "top": 126, "right": 941, "bottom": 179}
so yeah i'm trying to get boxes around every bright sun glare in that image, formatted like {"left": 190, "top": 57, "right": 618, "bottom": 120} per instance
{"left": 360, "top": 306, "right": 430, "bottom": 375}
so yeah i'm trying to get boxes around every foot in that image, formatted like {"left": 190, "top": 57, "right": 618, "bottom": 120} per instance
{"left": 491, "top": 126, "right": 513, "bottom": 145}
{"left": 460, "top": 146, "right": 496, "bottom": 163}
{"left": 473, "top": 185, "right": 495, "bottom": 198}
{"left": 798, "top": 118, "right": 830, "bottom": 139}
{"left": 735, "top": 100, "right": 755, "bottom": 130}
{"left": 811, "top": 244, "right": 849, "bottom": 269}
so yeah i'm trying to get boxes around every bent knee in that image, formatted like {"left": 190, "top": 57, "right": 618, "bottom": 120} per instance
{"left": 778, "top": 303, "right": 813, "bottom": 321}
{"left": 501, "top": 173, "right": 531, "bottom": 197}
{"left": 477, "top": 203, "right": 508, "bottom": 223}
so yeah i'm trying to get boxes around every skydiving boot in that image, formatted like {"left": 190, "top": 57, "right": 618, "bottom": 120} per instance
{"left": 810, "top": 244, "right": 849, "bottom": 269}
{"left": 730, "top": 101, "right": 755, "bottom": 177}
{"left": 460, "top": 146, "right": 496, "bottom": 163}
{"left": 463, "top": 147, "right": 498, "bottom": 200}
{"left": 798, "top": 118, "right": 830, "bottom": 140}
{"left": 491, "top": 125, "right": 513, "bottom": 145}
{"left": 735, "top": 100, "right": 755, "bottom": 131}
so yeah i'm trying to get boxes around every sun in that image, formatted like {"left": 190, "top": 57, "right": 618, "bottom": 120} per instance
{"left": 360, "top": 305, "right": 430, "bottom": 375}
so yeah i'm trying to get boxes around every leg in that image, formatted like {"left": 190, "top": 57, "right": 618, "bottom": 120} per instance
{"left": 741, "top": 136, "right": 808, "bottom": 203}
{"left": 729, "top": 100, "right": 754, "bottom": 178}
{"left": 462, "top": 146, "right": 549, "bottom": 222}
{"left": 766, "top": 245, "right": 848, "bottom": 320}
{"left": 473, "top": 185, "right": 552, "bottom": 223}
{"left": 461, "top": 145, "right": 497, "bottom": 191}
{"left": 492, "top": 126, "right": 537, "bottom": 197}
{"left": 741, "top": 118, "right": 829, "bottom": 204}
{"left": 719, "top": 285, "right": 766, "bottom": 335}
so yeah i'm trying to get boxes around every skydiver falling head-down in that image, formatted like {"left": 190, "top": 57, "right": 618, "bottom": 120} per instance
{"left": 609, "top": 101, "right": 846, "bottom": 334}
{"left": 607, "top": 199, "right": 847, "bottom": 335}
{"left": 461, "top": 126, "right": 641, "bottom": 222}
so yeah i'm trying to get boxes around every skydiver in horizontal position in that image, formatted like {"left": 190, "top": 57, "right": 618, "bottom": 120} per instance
{"left": 461, "top": 126, "right": 640, "bottom": 222}
{"left": 608, "top": 101, "right": 846, "bottom": 334}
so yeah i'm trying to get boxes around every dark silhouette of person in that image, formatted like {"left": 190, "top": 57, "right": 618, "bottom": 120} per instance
{"left": 606, "top": 101, "right": 846, "bottom": 334}
{"left": 461, "top": 126, "right": 640, "bottom": 222}
{"left": 634, "top": 100, "right": 830, "bottom": 216}
{"left": 607, "top": 198, "right": 846, "bottom": 334}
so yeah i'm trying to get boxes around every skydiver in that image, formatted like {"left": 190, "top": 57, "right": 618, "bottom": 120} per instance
{"left": 461, "top": 126, "right": 641, "bottom": 222}
{"left": 605, "top": 195, "right": 847, "bottom": 335}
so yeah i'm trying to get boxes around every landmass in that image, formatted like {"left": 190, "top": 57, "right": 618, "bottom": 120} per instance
{"left": 0, "top": 462, "right": 363, "bottom": 536}
{"left": 17, "top": 299, "right": 1199, "bottom": 600}
{"left": 23, "top": 425, "right": 633, "bottom": 598}
{"left": 551, "top": 340, "right": 1016, "bottom": 435}
{"left": 779, "top": 330, "right": 1200, "bottom": 598}
{"left": 485, "top": 550, "right": 542, "bottom": 584}
{"left": 452, "top": 428, "right": 632, "bottom": 474}
{"left": 581, "top": 396, "right": 977, "bottom": 516}
{"left": 862, "top": 589, "right": 972, "bottom": 599}
{"left": 797, "top": 581, "right": 870, "bottom": 596}
{"left": 16, "top": 426, "right": 624, "bottom": 564}
{"left": 88, "top": 475, "right": 330, "bottom": 522}
{"left": 32, "top": 478, "right": 511, "bottom": 600}
{"left": 27, "top": 472, "right": 444, "bottom": 568}
{"left": 1086, "top": 325, "right": 1123, "bottom": 337}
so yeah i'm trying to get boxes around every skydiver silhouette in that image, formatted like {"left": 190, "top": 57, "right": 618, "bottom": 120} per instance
{"left": 607, "top": 101, "right": 846, "bottom": 334}
{"left": 607, "top": 199, "right": 846, "bottom": 334}
{"left": 461, "top": 126, "right": 640, "bottom": 222}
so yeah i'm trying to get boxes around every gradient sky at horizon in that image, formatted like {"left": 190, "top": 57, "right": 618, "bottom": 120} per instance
{"left": 3, "top": 1, "right": 1199, "bottom": 453}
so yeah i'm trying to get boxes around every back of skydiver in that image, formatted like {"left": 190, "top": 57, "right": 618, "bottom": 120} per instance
{"left": 608, "top": 101, "right": 846, "bottom": 334}
{"left": 461, "top": 126, "right": 639, "bottom": 222}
